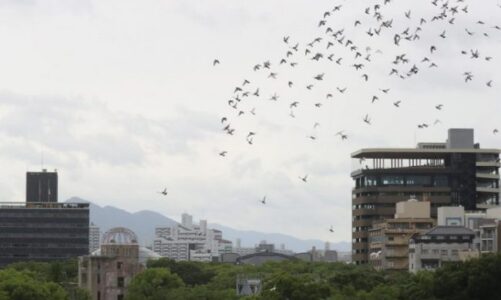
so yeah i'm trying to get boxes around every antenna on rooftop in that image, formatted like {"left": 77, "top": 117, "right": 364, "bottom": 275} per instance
{"left": 41, "top": 151, "right": 44, "bottom": 171}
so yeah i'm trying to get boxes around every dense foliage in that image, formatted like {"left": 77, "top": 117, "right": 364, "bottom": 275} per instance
{"left": 0, "top": 260, "right": 90, "bottom": 300}
{"left": 132, "top": 255, "right": 501, "bottom": 300}
{"left": 1, "top": 255, "right": 500, "bottom": 300}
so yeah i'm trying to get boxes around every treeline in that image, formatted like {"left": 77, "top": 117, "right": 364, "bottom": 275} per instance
{"left": 0, "top": 260, "right": 89, "bottom": 300}
{"left": 0, "top": 254, "right": 500, "bottom": 300}
{"left": 128, "top": 254, "right": 501, "bottom": 300}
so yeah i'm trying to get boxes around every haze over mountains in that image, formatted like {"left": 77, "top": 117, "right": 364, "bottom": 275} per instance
{"left": 67, "top": 197, "right": 349, "bottom": 252}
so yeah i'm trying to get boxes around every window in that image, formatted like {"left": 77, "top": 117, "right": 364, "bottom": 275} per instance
{"left": 97, "top": 292, "right": 101, "bottom": 300}
{"left": 406, "top": 176, "right": 432, "bottom": 186}
{"left": 381, "top": 175, "right": 404, "bottom": 186}
{"left": 432, "top": 249, "right": 439, "bottom": 254}
{"left": 118, "top": 295, "right": 124, "bottom": 300}
{"left": 441, "top": 249, "right": 448, "bottom": 256}
{"left": 434, "top": 175, "right": 449, "bottom": 187}
{"left": 97, "top": 274, "right": 101, "bottom": 284}
{"left": 117, "top": 277, "right": 124, "bottom": 288}
{"left": 117, "top": 262, "right": 123, "bottom": 270}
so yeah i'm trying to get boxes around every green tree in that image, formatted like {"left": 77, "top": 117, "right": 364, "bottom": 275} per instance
{"left": 126, "top": 268, "right": 184, "bottom": 300}
{"left": 0, "top": 268, "right": 68, "bottom": 300}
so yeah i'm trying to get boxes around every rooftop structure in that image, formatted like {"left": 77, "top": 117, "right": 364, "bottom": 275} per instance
{"left": 351, "top": 128, "right": 500, "bottom": 264}
{"left": 26, "top": 169, "right": 58, "bottom": 203}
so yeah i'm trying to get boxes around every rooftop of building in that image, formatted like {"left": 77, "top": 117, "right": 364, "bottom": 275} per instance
{"left": 0, "top": 202, "right": 89, "bottom": 209}
{"left": 352, "top": 128, "right": 500, "bottom": 159}
{"left": 424, "top": 226, "right": 475, "bottom": 236}
{"left": 352, "top": 147, "right": 500, "bottom": 159}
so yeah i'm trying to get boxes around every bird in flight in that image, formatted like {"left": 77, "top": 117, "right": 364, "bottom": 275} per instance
{"left": 219, "top": 151, "right": 227, "bottom": 157}
{"left": 261, "top": 196, "right": 266, "bottom": 205}
{"left": 363, "top": 114, "right": 371, "bottom": 125}
{"left": 494, "top": 129, "right": 499, "bottom": 135}
{"left": 299, "top": 175, "right": 308, "bottom": 183}
{"left": 213, "top": 59, "right": 220, "bottom": 66}
{"left": 435, "top": 104, "right": 443, "bottom": 110}
{"left": 159, "top": 188, "right": 168, "bottom": 196}
{"left": 329, "top": 226, "right": 334, "bottom": 233}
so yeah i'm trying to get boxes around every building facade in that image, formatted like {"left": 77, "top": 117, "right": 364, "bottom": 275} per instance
{"left": 153, "top": 213, "right": 232, "bottom": 262}
{"left": 351, "top": 129, "right": 500, "bottom": 264}
{"left": 409, "top": 226, "right": 478, "bottom": 273}
{"left": 26, "top": 169, "right": 58, "bottom": 203}
{"left": 89, "top": 223, "right": 101, "bottom": 254}
{"left": 0, "top": 202, "right": 89, "bottom": 267}
{"left": 369, "top": 199, "right": 435, "bottom": 271}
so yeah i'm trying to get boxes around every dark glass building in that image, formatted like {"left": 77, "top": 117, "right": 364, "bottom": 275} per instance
{"left": 26, "top": 170, "right": 58, "bottom": 203}
{"left": 351, "top": 129, "right": 500, "bottom": 264}
{"left": 0, "top": 202, "right": 89, "bottom": 267}
{"left": 0, "top": 170, "right": 89, "bottom": 266}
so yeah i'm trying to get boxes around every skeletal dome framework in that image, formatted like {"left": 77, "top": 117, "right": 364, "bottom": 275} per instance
{"left": 102, "top": 227, "right": 138, "bottom": 245}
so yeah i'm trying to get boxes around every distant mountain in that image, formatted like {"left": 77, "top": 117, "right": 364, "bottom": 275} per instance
{"left": 66, "top": 197, "right": 350, "bottom": 252}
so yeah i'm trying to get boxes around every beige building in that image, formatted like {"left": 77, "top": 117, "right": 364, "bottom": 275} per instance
{"left": 369, "top": 199, "right": 435, "bottom": 271}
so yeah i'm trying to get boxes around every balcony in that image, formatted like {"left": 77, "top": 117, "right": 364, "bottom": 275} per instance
{"left": 476, "top": 187, "right": 500, "bottom": 193}
{"left": 476, "top": 162, "right": 501, "bottom": 167}
{"left": 476, "top": 173, "right": 500, "bottom": 180}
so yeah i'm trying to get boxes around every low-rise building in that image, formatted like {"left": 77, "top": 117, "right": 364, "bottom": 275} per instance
{"left": 409, "top": 226, "right": 478, "bottom": 273}
{"left": 369, "top": 199, "right": 435, "bottom": 271}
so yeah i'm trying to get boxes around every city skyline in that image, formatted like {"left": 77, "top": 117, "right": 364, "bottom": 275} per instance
{"left": 0, "top": 0, "right": 500, "bottom": 245}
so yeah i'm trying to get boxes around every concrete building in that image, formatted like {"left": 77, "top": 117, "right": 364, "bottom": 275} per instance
{"left": 479, "top": 219, "right": 501, "bottom": 253}
{"left": 78, "top": 227, "right": 158, "bottom": 300}
{"left": 409, "top": 226, "right": 478, "bottom": 273}
{"left": 89, "top": 223, "right": 101, "bottom": 254}
{"left": 0, "top": 201, "right": 89, "bottom": 267}
{"left": 26, "top": 169, "right": 58, "bottom": 203}
{"left": 437, "top": 206, "right": 501, "bottom": 253}
{"left": 369, "top": 199, "right": 435, "bottom": 271}
{"left": 351, "top": 129, "right": 500, "bottom": 264}
{"left": 153, "top": 214, "right": 232, "bottom": 262}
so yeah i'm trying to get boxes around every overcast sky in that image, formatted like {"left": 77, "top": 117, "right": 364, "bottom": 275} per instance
{"left": 0, "top": 0, "right": 499, "bottom": 245}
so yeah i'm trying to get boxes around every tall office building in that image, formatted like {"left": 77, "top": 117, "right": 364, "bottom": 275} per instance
{"left": 351, "top": 129, "right": 500, "bottom": 264}
{"left": 26, "top": 169, "right": 58, "bottom": 203}
{"left": 0, "top": 171, "right": 89, "bottom": 266}
{"left": 0, "top": 202, "right": 89, "bottom": 266}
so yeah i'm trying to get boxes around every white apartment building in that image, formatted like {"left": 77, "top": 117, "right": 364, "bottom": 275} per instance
{"left": 89, "top": 223, "right": 101, "bottom": 254}
{"left": 153, "top": 213, "right": 232, "bottom": 262}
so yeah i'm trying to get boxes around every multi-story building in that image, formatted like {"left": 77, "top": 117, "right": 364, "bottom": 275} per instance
{"left": 89, "top": 223, "right": 101, "bottom": 254}
{"left": 153, "top": 213, "right": 232, "bottom": 262}
{"left": 478, "top": 219, "right": 501, "bottom": 253}
{"left": 351, "top": 128, "right": 500, "bottom": 264}
{"left": 26, "top": 169, "right": 58, "bottom": 203}
{"left": 409, "top": 226, "right": 478, "bottom": 273}
{"left": 0, "top": 171, "right": 89, "bottom": 266}
{"left": 0, "top": 201, "right": 89, "bottom": 267}
{"left": 369, "top": 199, "right": 435, "bottom": 271}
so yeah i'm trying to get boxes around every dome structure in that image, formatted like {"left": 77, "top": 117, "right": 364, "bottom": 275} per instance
{"left": 102, "top": 227, "right": 138, "bottom": 245}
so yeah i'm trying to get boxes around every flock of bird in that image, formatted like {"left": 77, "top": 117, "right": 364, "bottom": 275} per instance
{"left": 211, "top": 0, "right": 501, "bottom": 233}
